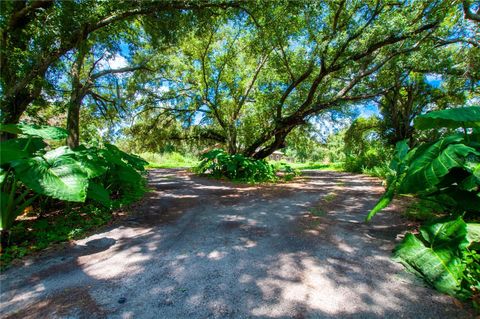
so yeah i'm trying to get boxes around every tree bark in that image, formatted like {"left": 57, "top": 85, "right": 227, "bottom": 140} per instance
{"left": 66, "top": 43, "right": 88, "bottom": 149}
{"left": 66, "top": 99, "right": 82, "bottom": 148}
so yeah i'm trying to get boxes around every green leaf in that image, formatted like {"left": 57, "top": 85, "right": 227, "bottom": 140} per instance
{"left": 3, "top": 137, "right": 47, "bottom": 154}
{"left": 420, "top": 217, "right": 470, "bottom": 250}
{"left": 0, "top": 168, "right": 6, "bottom": 184}
{"left": 393, "top": 217, "right": 470, "bottom": 298}
{"left": 0, "top": 191, "right": 9, "bottom": 230}
{"left": 104, "top": 143, "right": 148, "bottom": 171}
{"left": 0, "top": 143, "right": 29, "bottom": 166}
{"left": 399, "top": 138, "right": 479, "bottom": 194}
{"left": 0, "top": 137, "right": 47, "bottom": 166}
{"left": 459, "top": 175, "right": 478, "bottom": 191}
{"left": 72, "top": 148, "right": 108, "bottom": 178}
{"left": 0, "top": 123, "right": 68, "bottom": 140}
{"left": 389, "top": 140, "right": 409, "bottom": 171}
{"left": 414, "top": 106, "right": 480, "bottom": 130}
{"left": 11, "top": 150, "right": 89, "bottom": 202}
{"left": 87, "top": 182, "right": 111, "bottom": 207}
{"left": 365, "top": 186, "right": 395, "bottom": 221}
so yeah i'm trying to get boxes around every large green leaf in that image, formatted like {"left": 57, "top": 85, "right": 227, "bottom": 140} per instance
{"left": 43, "top": 146, "right": 108, "bottom": 179}
{"left": 414, "top": 106, "right": 480, "bottom": 130}
{"left": 11, "top": 151, "right": 89, "bottom": 202}
{"left": 366, "top": 140, "right": 410, "bottom": 221}
{"left": 0, "top": 143, "right": 28, "bottom": 166}
{"left": 399, "top": 139, "right": 479, "bottom": 194}
{"left": 104, "top": 143, "right": 148, "bottom": 171}
{"left": 73, "top": 148, "right": 108, "bottom": 178}
{"left": 389, "top": 140, "right": 409, "bottom": 171}
{"left": 0, "top": 138, "right": 46, "bottom": 165}
{"left": 87, "top": 182, "right": 111, "bottom": 207}
{"left": 0, "top": 123, "right": 68, "bottom": 140}
{"left": 393, "top": 217, "right": 470, "bottom": 298}
{"left": 365, "top": 186, "right": 395, "bottom": 222}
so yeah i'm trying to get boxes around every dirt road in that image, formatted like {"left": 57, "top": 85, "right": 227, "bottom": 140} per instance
{"left": 0, "top": 169, "right": 470, "bottom": 318}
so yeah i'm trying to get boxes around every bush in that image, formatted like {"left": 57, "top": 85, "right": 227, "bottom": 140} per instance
{"left": 0, "top": 123, "right": 148, "bottom": 244}
{"left": 360, "top": 160, "right": 392, "bottom": 179}
{"left": 195, "top": 149, "right": 298, "bottom": 183}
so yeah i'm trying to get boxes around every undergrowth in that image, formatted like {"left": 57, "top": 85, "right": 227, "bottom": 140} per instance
{"left": 0, "top": 203, "right": 115, "bottom": 268}
{"left": 195, "top": 149, "right": 299, "bottom": 183}
{"left": 289, "top": 162, "right": 343, "bottom": 171}
{"left": 140, "top": 152, "right": 198, "bottom": 168}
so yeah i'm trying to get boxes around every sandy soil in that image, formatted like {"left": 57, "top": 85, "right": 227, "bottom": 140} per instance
{"left": 0, "top": 169, "right": 472, "bottom": 318}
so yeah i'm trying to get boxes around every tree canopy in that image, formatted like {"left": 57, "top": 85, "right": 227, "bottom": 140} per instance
{"left": 1, "top": 0, "right": 478, "bottom": 158}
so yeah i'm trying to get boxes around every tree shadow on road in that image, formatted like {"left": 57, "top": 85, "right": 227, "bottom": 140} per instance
{"left": 0, "top": 169, "right": 471, "bottom": 318}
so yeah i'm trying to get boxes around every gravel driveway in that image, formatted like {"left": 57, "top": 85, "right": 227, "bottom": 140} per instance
{"left": 0, "top": 169, "right": 471, "bottom": 318}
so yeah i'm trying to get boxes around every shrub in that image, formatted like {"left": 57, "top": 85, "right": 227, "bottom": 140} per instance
{"left": 195, "top": 149, "right": 298, "bottom": 183}
{"left": 0, "top": 123, "right": 148, "bottom": 244}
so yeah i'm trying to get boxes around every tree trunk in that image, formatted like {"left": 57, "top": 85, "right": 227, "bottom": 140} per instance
{"left": 66, "top": 99, "right": 82, "bottom": 148}
{"left": 66, "top": 43, "right": 88, "bottom": 149}
{"left": 252, "top": 131, "right": 290, "bottom": 159}
{"left": 227, "top": 125, "right": 237, "bottom": 154}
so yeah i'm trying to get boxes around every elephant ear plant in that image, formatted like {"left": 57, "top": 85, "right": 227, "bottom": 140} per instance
{"left": 0, "top": 123, "right": 148, "bottom": 248}
{"left": 0, "top": 124, "right": 70, "bottom": 236}
{"left": 194, "top": 149, "right": 299, "bottom": 183}
{"left": 366, "top": 106, "right": 480, "bottom": 307}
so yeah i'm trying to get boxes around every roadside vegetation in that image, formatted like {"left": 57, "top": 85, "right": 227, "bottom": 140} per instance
{"left": 366, "top": 107, "right": 480, "bottom": 309}
{"left": 140, "top": 152, "right": 198, "bottom": 169}
{"left": 0, "top": 123, "right": 147, "bottom": 267}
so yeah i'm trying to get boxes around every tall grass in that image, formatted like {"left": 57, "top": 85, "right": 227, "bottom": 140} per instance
{"left": 287, "top": 161, "right": 344, "bottom": 171}
{"left": 139, "top": 152, "right": 198, "bottom": 169}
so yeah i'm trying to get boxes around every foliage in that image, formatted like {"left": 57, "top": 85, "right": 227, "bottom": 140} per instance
{"left": 403, "top": 199, "right": 446, "bottom": 222}
{"left": 0, "top": 123, "right": 147, "bottom": 235}
{"left": 0, "top": 0, "right": 238, "bottom": 127}
{"left": 343, "top": 117, "right": 393, "bottom": 174}
{"left": 289, "top": 162, "right": 343, "bottom": 171}
{"left": 0, "top": 204, "right": 113, "bottom": 268}
{"left": 366, "top": 107, "right": 480, "bottom": 222}
{"left": 462, "top": 247, "right": 480, "bottom": 309}
{"left": 414, "top": 106, "right": 480, "bottom": 130}
{"left": 361, "top": 163, "right": 392, "bottom": 179}
{"left": 393, "top": 217, "right": 478, "bottom": 300}
{"left": 194, "top": 149, "right": 297, "bottom": 183}
{"left": 140, "top": 152, "right": 198, "bottom": 169}
{"left": 367, "top": 106, "right": 480, "bottom": 304}
{"left": 270, "top": 161, "right": 301, "bottom": 181}
{"left": 125, "top": 0, "right": 461, "bottom": 159}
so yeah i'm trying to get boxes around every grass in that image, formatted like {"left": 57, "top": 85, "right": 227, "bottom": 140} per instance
{"left": 276, "top": 161, "right": 344, "bottom": 171}
{"left": 141, "top": 152, "right": 344, "bottom": 171}
{"left": 308, "top": 207, "right": 327, "bottom": 217}
{"left": 139, "top": 152, "right": 199, "bottom": 169}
